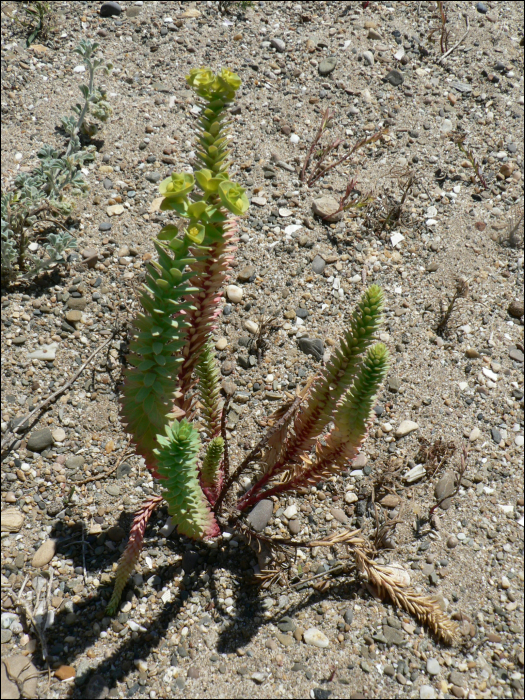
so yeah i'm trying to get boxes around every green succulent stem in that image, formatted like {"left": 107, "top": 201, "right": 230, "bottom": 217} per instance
{"left": 201, "top": 436, "right": 225, "bottom": 489}
{"left": 155, "top": 420, "right": 220, "bottom": 539}
{"left": 195, "top": 341, "right": 223, "bottom": 440}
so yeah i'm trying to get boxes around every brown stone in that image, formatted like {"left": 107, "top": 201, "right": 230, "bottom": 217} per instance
{"left": 66, "top": 310, "right": 82, "bottom": 323}
{"left": 508, "top": 300, "right": 524, "bottom": 319}
{"left": 237, "top": 265, "right": 256, "bottom": 283}
{"left": 67, "top": 297, "right": 87, "bottom": 311}
{"left": 499, "top": 162, "right": 515, "bottom": 178}
{"left": 107, "top": 526, "right": 125, "bottom": 542}
{"left": 380, "top": 494, "right": 402, "bottom": 508}
{"left": 487, "top": 633, "right": 502, "bottom": 643}
{"left": 32, "top": 539, "right": 56, "bottom": 568}
{"left": 54, "top": 665, "right": 76, "bottom": 681}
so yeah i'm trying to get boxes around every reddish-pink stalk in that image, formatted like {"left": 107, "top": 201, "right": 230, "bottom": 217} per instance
{"left": 174, "top": 218, "right": 238, "bottom": 418}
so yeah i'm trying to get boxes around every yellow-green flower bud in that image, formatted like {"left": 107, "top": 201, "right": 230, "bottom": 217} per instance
{"left": 159, "top": 172, "right": 194, "bottom": 198}
{"left": 186, "top": 68, "right": 215, "bottom": 91}
{"left": 186, "top": 224, "right": 205, "bottom": 245}
{"left": 218, "top": 181, "right": 249, "bottom": 216}
{"left": 218, "top": 68, "right": 241, "bottom": 93}
{"left": 195, "top": 169, "right": 229, "bottom": 194}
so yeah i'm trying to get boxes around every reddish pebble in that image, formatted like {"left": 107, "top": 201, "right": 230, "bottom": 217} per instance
{"left": 55, "top": 665, "right": 75, "bottom": 680}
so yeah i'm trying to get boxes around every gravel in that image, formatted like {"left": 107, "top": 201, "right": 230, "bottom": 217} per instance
{"left": 1, "top": 2, "right": 523, "bottom": 699}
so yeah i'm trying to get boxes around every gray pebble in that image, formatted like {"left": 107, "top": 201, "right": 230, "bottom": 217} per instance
{"left": 247, "top": 499, "right": 273, "bottom": 531}
{"left": 106, "top": 484, "right": 120, "bottom": 497}
{"left": 270, "top": 38, "right": 285, "bottom": 53}
{"left": 434, "top": 472, "right": 456, "bottom": 509}
{"left": 388, "top": 376, "right": 401, "bottom": 393}
{"left": 311, "top": 255, "right": 326, "bottom": 274}
{"left": 319, "top": 57, "right": 337, "bottom": 76}
{"left": 145, "top": 172, "right": 161, "bottom": 183}
{"left": 83, "top": 675, "right": 110, "bottom": 699}
{"left": 100, "top": 2, "right": 122, "bottom": 18}
{"left": 277, "top": 616, "right": 296, "bottom": 633}
{"left": 288, "top": 519, "right": 301, "bottom": 535}
{"left": 66, "top": 455, "right": 86, "bottom": 471}
{"left": 491, "top": 427, "right": 502, "bottom": 444}
{"left": 27, "top": 428, "right": 54, "bottom": 453}
{"left": 297, "top": 337, "right": 324, "bottom": 361}
{"left": 426, "top": 658, "right": 441, "bottom": 675}
{"left": 384, "top": 69, "right": 404, "bottom": 87}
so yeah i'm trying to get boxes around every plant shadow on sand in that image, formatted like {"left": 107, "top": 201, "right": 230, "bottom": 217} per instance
{"left": 24, "top": 504, "right": 398, "bottom": 698}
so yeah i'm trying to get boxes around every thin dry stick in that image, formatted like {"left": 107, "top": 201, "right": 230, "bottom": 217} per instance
{"left": 220, "top": 394, "right": 231, "bottom": 482}
{"left": 300, "top": 108, "right": 335, "bottom": 183}
{"left": 75, "top": 438, "right": 133, "bottom": 485}
{"left": 8, "top": 574, "right": 50, "bottom": 663}
{"left": 290, "top": 563, "right": 345, "bottom": 588}
{"left": 309, "top": 128, "right": 387, "bottom": 188}
{"left": 438, "top": 14, "right": 470, "bottom": 63}
{"left": 1, "top": 327, "right": 120, "bottom": 452}
{"left": 81, "top": 524, "right": 87, "bottom": 586}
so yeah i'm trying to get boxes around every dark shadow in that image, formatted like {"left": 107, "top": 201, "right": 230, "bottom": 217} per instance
{"left": 10, "top": 502, "right": 371, "bottom": 698}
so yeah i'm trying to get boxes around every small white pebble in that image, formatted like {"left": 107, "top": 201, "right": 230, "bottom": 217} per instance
{"left": 134, "top": 659, "right": 147, "bottom": 673}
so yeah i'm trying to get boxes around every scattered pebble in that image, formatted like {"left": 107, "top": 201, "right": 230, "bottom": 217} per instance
{"left": 303, "top": 628, "right": 330, "bottom": 648}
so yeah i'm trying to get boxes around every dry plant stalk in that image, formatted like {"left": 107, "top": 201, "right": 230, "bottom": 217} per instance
{"left": 380, "top": 167, "right": 417, "bottom": 231}
{"left": 353, "top": 547, "right": 460, "bottom": 645}
{"left": 436, "top": 1, "right": 449, "bottom": 54}
{"left": 435, "top": 275, "right": 469, "bottom": 337}
{"left": 415, "top": 436, "right": 456, "bottom": 478}
{"left": 501, "top": 205, "right": 524, "bottom": 248}
{"left": 300, "top": 107, "right": 387, "bottom": 187}
{"left": 247, "top": 311, "right": 282, "bottom": 364}
{"left": 451, "top": 132, "right": 488, "bottom": 189}
{"left": 325, "top": 177, "right": 376, "bottom": 221}
{"left": 254, "top": 527, "right": 460, "bottom": 644}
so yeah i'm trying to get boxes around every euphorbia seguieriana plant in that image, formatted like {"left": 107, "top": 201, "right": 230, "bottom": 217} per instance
{"left": 106, "top": 66, "right": 458, "bottom": 640}
{"left": 107, "top": 65, "right": 388, "bottom": 611}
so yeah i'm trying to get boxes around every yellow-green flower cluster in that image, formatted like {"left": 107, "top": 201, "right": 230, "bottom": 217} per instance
{"left": 186, "top": 67, "right": 242, "bottom": 101}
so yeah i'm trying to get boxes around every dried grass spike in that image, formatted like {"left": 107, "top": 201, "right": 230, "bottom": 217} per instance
{"left": 354, "top": 548, "right": 460, "bottom": 645}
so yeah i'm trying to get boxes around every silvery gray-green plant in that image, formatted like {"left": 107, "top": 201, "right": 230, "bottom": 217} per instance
{"left": 1, "top": 39, "right": 112, "bottom": 284}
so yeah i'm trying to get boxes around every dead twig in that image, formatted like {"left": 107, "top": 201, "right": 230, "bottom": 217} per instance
{"left": 500, "top": 205, "right": 524, "bottom": 249}
{"left": 300, "top": 108, "right": 336, "bottom": 184}
{"left": 435, "top": 275, "right": 469, "bottom": 338}
{"left": 415, "top": 436, "right": 456, "bottom": 478}
{"left": 451, "top": 131, "right": 487, "bottom": 189}
{"left": 438, "top": 13, "right": 470, "bottom": 63}
{"left": 214, "top": 388, "right": 307, "bottom": 515}
{"left": 436, "top": 1, "right": 449, "bottom": 54}
{"left": 75, "top": 438, "right": 134, "bottom": 485}
{"left": 248, "top": 312, "right": 282, "bottom": 364}
{"left": 1, "top": 326, "right": 121, "bottom": 456}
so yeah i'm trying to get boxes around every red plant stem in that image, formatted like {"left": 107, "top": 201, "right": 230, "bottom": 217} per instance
{"left": 174, "top": 217, "right": 237, "bottom": 417}
{"left": 300, "top": 108, "right": 334, "bottom": 183}
{"left": 308, "top": 129, "right": 385, "bottom": 187}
